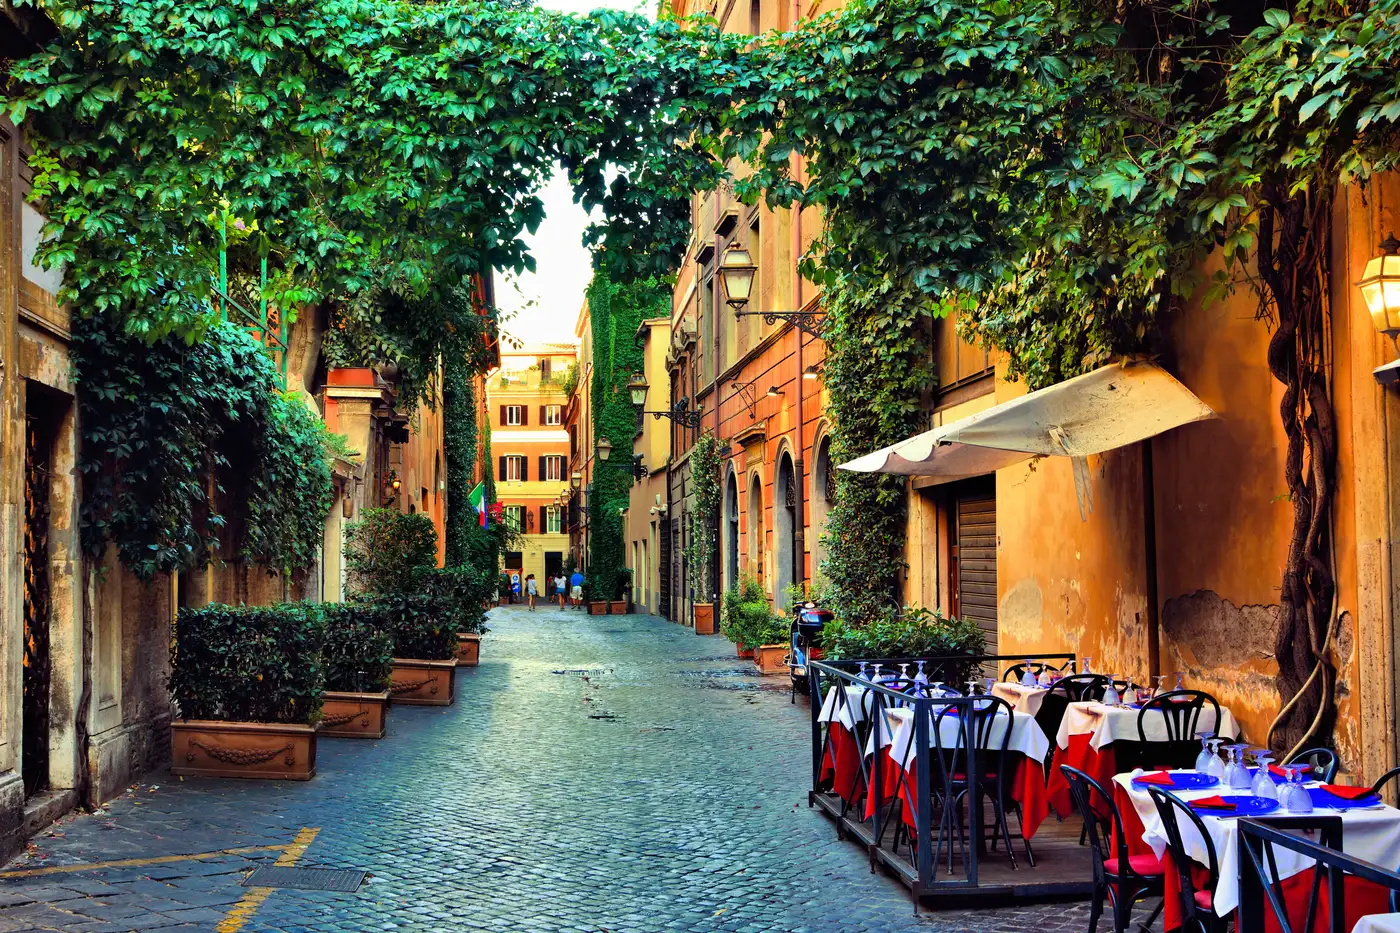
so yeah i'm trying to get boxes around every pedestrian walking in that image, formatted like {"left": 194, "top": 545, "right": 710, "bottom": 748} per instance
{"left": 554, "top": 573, "right": 567, "bottom": 609}
{"left": 570, "top": 569, "right": 584, "bottom": 609}
{"left": 526, "top": 573, "right": 538, "bottom": 611}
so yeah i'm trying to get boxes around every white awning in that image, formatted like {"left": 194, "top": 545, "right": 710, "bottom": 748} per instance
{"left": 838, "top": 361, "right": 1215, "bottom": 482}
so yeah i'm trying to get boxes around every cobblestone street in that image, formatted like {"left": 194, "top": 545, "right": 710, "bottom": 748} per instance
{"left": 0, "top": 607, "right": 1094, "bottom": 932}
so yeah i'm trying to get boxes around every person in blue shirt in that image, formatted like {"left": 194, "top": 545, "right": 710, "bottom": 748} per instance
{"left": 569, "top": 570, "right": 585, "bottom": 610}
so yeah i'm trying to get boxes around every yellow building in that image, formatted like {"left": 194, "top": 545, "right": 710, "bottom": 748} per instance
{"left": 489, "top": 342, "right": 577, "bottom": 588}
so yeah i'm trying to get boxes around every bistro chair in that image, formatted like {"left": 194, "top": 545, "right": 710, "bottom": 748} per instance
{"left": 1135, "top": 690, "right": 1221, "bottom": 771}
{"left": 1002, "top": 660, "right": 1070, "bottom": 683}
{"left": 1284, "top": 747, "right": 1339, "bottom": 783}
{"left": 938, "top": 695, "right": 1034, "bottom": 871}
{"left": 1146, "top": 786, "right": 1227, "bottom": 933}
{"left": 1371, "top": 765, "right": 1400, "bottom": 798}
{"left": 1061, "top": 764, "right": 1166, "bottom": 933}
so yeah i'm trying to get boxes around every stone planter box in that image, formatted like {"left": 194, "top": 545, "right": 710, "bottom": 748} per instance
{"left": 319, "top": 690, "right": 389, "bottom": 739}
{"left": 609, "top": 600, "right": 627, "bottom": 615}
{"left": 589, "top": 601, "right": 608, "bottom": 615}
{"left": 457, "top": 633, "right": 481, "bottom": 667}
{"left": 389, "top": 658, "right": 457, "bottom": 706}
{"left": 753, "top": 644, "right": 788, "bottom": 675}
{"left": 694, "top": 602, "right": 716, "bottom": 635}
{"left": 171, "top": 720, "right": 316, "bottom": 781}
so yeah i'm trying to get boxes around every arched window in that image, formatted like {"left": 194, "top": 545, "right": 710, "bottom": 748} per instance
{"left": 811, "top": 435, "right": 832, "bottom": 585}
{"left": 724, "top": 470, "right": 740, "bottom": 593}
{"left": 746, "top": 472, "right": 763, "bottom": 580}
{"left": 774, "top": 452, "right": 798, "bottom": 610}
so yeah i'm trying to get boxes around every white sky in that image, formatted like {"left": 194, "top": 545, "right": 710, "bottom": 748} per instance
{"left": 493, "top": 0, "right": 654, "bottom": 349}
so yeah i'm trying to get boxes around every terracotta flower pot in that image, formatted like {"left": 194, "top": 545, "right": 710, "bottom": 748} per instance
{"left": 499, "top": 596, "right": 510, "bottom": 607}
{"left": 736, "top": 642, "right": 755, "bottom": 660}
{"left": 589, "top": 601, "right": 607, "bottom": 615}
{"left": 753, "top": 644, "right": 788, "bottom": 675}
{"left": 457, "top": 633, "right": 481, "bottom": 667}
{"left": 389, "top": 658, "right": 457, "bottom": 706}
{"left": 171, "top": 720, "right": 316, "bottom": 781}
{"left": 609, "top": 600, "right": 628, "bottom": 615}
{"left": 694, "top": 602, "right": 716, "bottom": 635}
{"left": 319, "top": 690, "right": 390, "bottom": 739}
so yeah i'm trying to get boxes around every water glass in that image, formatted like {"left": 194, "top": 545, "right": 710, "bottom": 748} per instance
{"left": 1102, "top": 676, "right": 1121, "bottom": 708}
{"left": 1252, "top": 754, "right": 1278, "bottom": 801}
{"left": 1225, "top": 744, "right": 1252, "bottom": 790}
{"left": 1195, "top": 733, "right": 1217, "bottom": 773}
{"left": 1206, "top": 739, "right": 1227, "bottom": 781}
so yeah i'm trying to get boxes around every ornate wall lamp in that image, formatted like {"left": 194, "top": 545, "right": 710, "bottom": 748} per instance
{"left": 1362, "top": 234, "right": 1400, "bottom": 385}
{"left": 626, "top": 374, "right": 704, "bottom": 428}
{"left": 719, "top": 243, "right": 827, "bottom": 337}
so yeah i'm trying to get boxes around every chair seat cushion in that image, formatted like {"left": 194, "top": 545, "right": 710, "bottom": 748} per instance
{"left": 1194, "top": 890, "right": 1213, "bottom": 911}
{"left": 1102, "top": 854, "right": 1167, "bottom": 877}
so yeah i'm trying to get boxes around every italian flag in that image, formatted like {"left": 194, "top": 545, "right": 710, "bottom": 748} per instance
{"left": 468, "top": 482, "right": 489, "bottom": 528}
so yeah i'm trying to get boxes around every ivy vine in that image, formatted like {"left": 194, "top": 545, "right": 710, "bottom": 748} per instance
{"left": 684, "top": 431, "right": 721, "bottom": 605}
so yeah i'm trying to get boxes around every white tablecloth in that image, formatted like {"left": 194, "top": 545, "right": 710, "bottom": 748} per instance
{"left": 991, "top": 682, "right": 1049, "bottom": 716}
{"left": 873, "top": 705, "right": 1051, "bottom": 770}
{"left": 1113, "top": 772, "right": 1400, "bottom": 917}
{"left": 1057, "top": 701, "right": 1239, "bottom": 751}
{"left": 1354, "top": 914, "right": 1400, "bottom": 933}
{"left": 818, "top": 685, "right": 871, "bottom": 731}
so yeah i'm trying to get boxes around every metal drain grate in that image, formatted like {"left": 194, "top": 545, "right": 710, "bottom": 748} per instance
{"left": 243, "top": 867, "right": 367, "bottom": 893}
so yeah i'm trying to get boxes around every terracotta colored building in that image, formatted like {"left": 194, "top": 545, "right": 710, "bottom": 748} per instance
{"left": 627, "top": 317, "right": 673, "bottom": 615}
{"left": 487, "top": 341, "right": 577, "bottom": 587}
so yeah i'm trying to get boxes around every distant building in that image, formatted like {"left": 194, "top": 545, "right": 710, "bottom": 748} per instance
{"left": 487, "top": 340, "right": 578, "bottom": 585}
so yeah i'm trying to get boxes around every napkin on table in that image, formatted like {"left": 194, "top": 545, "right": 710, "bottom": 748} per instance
{"left": 1134, "top": 771, "right": 1176, "bottom": 786}
{"left": 1269, "top": 764, "right": 1311, "bottom": 777}
{"left": 1190, "top": 795, "right": 1236, "bottom": 811}
{"left": 1320, "top": 784, "right": 1378, "bottom": 801}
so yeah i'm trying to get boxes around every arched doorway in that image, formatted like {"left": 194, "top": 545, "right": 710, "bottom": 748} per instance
{"left": 774, "top": 452, "right": 797, "bottom": 611}
{"left": 811, "top": 435, "right": 832, "bottom": 587}
{"left": 724, "top": 469, "right": 739, "bottom": 593}
{"left": 746, "top": 472, "right": 763, "bottom": 581}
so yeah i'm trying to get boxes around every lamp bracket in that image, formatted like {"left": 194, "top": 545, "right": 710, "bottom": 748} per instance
{"left": 730, "top": 379, "right": 760, "bottom": 417}
{"left": 735, "top": 307, "right": 829, "bottom": 338}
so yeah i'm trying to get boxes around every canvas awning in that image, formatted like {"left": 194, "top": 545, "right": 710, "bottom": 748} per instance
{"left": 838, "top": 361, "right": 1215, "bottom": 486}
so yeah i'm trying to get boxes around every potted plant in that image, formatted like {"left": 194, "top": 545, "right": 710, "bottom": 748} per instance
{"left": 750, "top": 613, "right": 793, "bottom": 675}
{"left": 498, "top": 571, "right": 513, "bottom": 606}
{"left": 822, "top": 607, "right": 986, "bottom": 685}
{"left": 610, "top": 569, "right": 631, "bottom": 615}
{"left": 169, "top": 603, "right": 325, "bottom": 780}
{"left": 585, "top": 581, "right": 608, "bottom": 615}
{"left": 319, "top": 603, "right": 394, "bottom": 739}
{"left": 721, "top": 575, "right": 769, "bottom": 658}
{"left": 435, "top": 565, "right": 493, "bottom": 666}
{"left": 382, "top": 570, "right": 466, "bottom": 706}
{"left": 686, "top": 432, "right": 720, "bottom": 635}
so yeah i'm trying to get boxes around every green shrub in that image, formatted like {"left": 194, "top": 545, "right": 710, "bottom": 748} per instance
{"left": 170, "top": 603, "right": 326, "bottom": 725}
{"left": 721, "top": 575, "right": 787, "bottom": 646}
{"left": 823, "top": 606, "right": 985, "bottom": 684}
{"left": 345, "top": 508, "right": 438, "bottom": 597}
{"left": 376, "top": 568, "right": 487, "bottom": 660}
{"left": 321, "top": 603, "right": 394, "bottom": 694}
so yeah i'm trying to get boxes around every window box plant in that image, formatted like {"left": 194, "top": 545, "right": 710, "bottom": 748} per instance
{"left": 169, "top": 604, "right": 325, "bottom": 780}
{"left": 319, "top": 604, "right": 393, "bottom": 739}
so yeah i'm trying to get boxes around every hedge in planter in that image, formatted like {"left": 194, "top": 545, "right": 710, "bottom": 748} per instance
{"left": 345, "top": 508, "right": 438, "bottom": 598}
{"left": 379, "top": 569, "right": 476, "bottom": 706}
{"left": 320, "top": 603, "right": 395, "bottom": 738}
{"left": 823, "top": 607, "right": 985, "bottom": 686}
{"left": 169, "top": 603, "right": 326, "bottom": 780}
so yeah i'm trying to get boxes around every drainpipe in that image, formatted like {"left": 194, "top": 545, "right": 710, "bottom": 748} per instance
{"left": 1143, "top": 440, "right": 1161, "bottom": 678}
{"left": 792, "top": 161, "right": 806, "bottom": 598}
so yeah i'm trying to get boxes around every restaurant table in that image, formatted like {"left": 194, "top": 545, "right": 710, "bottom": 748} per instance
{"left": 1355, "top": 915, "right": 1400, "bottom": 933}
{"left": 1113, "top": 772, "right": 1400, "bottom": 931}
{"left": 861, "top": 704, "right": 1051, "bottom": 838}
{"left": 1046, "top": 701, "right": 1238, "bottom": 818}
{"left": 991, "top": 681, "right": 1049, "bottom": 716}
{"left": 817, "top": 685, "right": 872, "bottom": 805}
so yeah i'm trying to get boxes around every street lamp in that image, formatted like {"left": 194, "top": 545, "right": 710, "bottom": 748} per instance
{"left": 766, "top": 385, "right": 781, "bottom": 398}
{"left": 596, "top": 437, "right": 613, "bottom": 462}
{"left": 718, "top": 243, "right": 757, "bottom": 310}
{"left": 1361, "top": 234, "right": 1400, "bottom": 345}
{"left": 571, "top": 471, "right": 582, "bottom": 489}
{"left": 628, "top": 373, "right": 649, "bottom": 407}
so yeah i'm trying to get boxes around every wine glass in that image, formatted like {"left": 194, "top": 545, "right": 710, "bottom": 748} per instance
{"left": 931, "top": 681, "right": 946, "bottom": 698}
{"left": 1195, "top": 733, "right": 1217, "bottom": 774}
{"left": 966, "top": 678, "right": 981, "bottom": 697}
{"left": 1153, "top": 674, "right": 1167, "bottom": 697}
{"left": 1037, "top": 666, "right": 1053, "bottom": 687}
{"left": 1020, "top": 661, "right": 1038, "bottom": 688}
{"left": 1102, "top": 675, "right": 1121, "bottom": 708}
{"left": 1206, "top": 738, "right": 1227, "bottom": 781}
{"left": 872, "top": 663, "right": 884, "bottom": 683}
{"left": 899, "top": 663, "right": 910, "bottom": 683}
{"left": 1082, "top": 657, "right": 1093, "bottom": 674}
{"left": 1283, "top": 766, "right": 1313, "bottom": 813}
{"left": 1175, "top": 671, "right": 1185, "bottom": 691}
{"left": 857, "top": 662, "right": 870, "bottom": 682}
{"left": 1225, "top": 744, "right": 1252, "bottom": 790}
{"left": 1252, "top": 752, "right": 1278, "bottom": 801}
{"left": 913, "top": 661, "right": 929, "bottom": 694}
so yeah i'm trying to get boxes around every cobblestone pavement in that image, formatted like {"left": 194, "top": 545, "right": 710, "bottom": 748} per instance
{"left": 0, "top": 606, "right": 1100, "bottom": 932}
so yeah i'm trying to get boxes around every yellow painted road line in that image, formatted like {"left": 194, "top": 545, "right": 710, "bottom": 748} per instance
{"left": 216, "top": 827, "right": 320, "bottom": 933}
{"left": 0, "top": 844, "right": 289, "bottom": 879}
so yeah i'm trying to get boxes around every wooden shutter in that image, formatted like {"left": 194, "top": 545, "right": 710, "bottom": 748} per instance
{"left": 521, "top": 406, "right": 528, "bottom": 426}
{"left": 955, "top": 491, "right": 998, "bottom": 654}
{"left": 520, "top": 457, "right": 528, "bottom": 482}
{"left": 499, "top": 405, "right": 506, "bottom": 425}
{"left": 539, "top": 506, "right": 548, "bottom": 531}
{"left": 540, "top": 405, "right": 547, "bottom": 425}
{"left": 498, "top": 456, "right": 506, "bottom": 480}
{"left": 539, "top": 456, "right": 546, "bottom": 481}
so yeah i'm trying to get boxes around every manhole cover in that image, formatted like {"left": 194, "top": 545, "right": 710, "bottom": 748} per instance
{"left": 243, "top": 867, "right": 366, "bottom": 893}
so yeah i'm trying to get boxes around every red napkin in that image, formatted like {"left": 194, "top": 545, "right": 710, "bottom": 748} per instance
{"left": 1190, "top": 795, "right": 1236, "bottom": 811}
{"left": 1321, "top": 784, "right": 1377, "bottom": 801}
{"left": 1269, "top": 764, "right": 1311, "bottom": 777}
{"left": 1135, "top": 771, "right": 1176, "bottom": 786}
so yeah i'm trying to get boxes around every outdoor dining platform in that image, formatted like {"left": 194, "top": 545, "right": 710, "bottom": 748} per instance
{"left": 806, "top": 653, "right": 1400, "bottom": 928}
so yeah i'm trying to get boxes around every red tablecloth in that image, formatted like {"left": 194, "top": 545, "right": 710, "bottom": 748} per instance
{"left": 1047, "top": 733, "right": 1118, "bottom": 818}
{"left": 819, "top": 723, "right": 863, "bottom": 804}
{"left": 1111, "top": 783, "right": 1393, "bottom": 932}
{"left": 861, "top": 747, "right": 1050, "bottom": 838}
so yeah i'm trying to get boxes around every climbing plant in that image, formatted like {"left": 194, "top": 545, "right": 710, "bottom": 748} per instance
{"left": 684, "top": 431, "right": 721, "bottom": 605}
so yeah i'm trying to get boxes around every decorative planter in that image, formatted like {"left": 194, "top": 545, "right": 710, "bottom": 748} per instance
{"left": 609, "top": 600, "right": 628, "bottom": 615}
{"left": 319, "top": 690, "right": 390, "bottom": 739}
{"left": 694, "top": 602, "right": 716, "bottom": 635}
{"left": 498, "top": 596, "right": 510, "bottom": 607}
{"left": 735, "top": 642, "right": 755, "bottom": 660}
{"left": 171, "top": 720, "right": 316, "bottom": 781}
{"left": 589, "top": 601, "right": 608, "bottom": 615}
{"left": 754, "top": 644, "right": 788, "bottom": 675}
{"left": 389, "top": 658, "right": 457, "bottom": 706}
{"left": 457, "top": 633, "right": 481, "bottom": 666}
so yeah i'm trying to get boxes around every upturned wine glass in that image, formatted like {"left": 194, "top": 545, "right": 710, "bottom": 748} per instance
{"left": 1225, "top": 744, "right": 1252, "bottom": 790}
{"left": 1195, "top": 733, "right": 1217, "bottom": 773}
{"left": 1102, "top": 676, "right": 1121, "bottom": 708}
{"left": 1020, "top": 661, "right": 1038, "bottom": 688}
{"left": 1175, "top": 671, "right": 1185, "bottom": 691}
{"left": 1206, "top": 738, "right": 1227, "bottom": 781}
{"left": 1252, "top": 752, "right": 1278, "bottom": 801}
{"left": 1082, "top": 657, "right": 1093, "bottom": 674}
{"left": 1283, "top": 766, "right": 1313, "bottom": 813}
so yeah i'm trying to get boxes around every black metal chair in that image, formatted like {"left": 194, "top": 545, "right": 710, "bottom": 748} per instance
{"left": 1372, "top": 765, "right": 1400, "bottom": 797}
{"left": 1002, "top": 660, "right": 1071, "bottom": 683}
{"left": 938, "top": 695, "right": 1034, "bottom": 871}
{"left": 1146, "top": 786, "right": 1227, "bottom": 933}
{"left": 1135, "top": 690, "right": 1222, "bottom": 771}
{"left": 1285, "top": 746, "right": 1339, "bottom": 783}
{"left": 1054, "top": 673, "right": 1112, "bottom": 702}
{"left": 1061, "top": 764, "right": 1165, "bottom": 933}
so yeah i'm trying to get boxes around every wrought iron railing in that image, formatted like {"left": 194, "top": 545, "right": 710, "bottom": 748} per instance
{"left": 806, "top": 654, "right": 1076, "bottom": 897}
{"left": 1239, "top": 816, "right": 1400, "bottom": 933}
